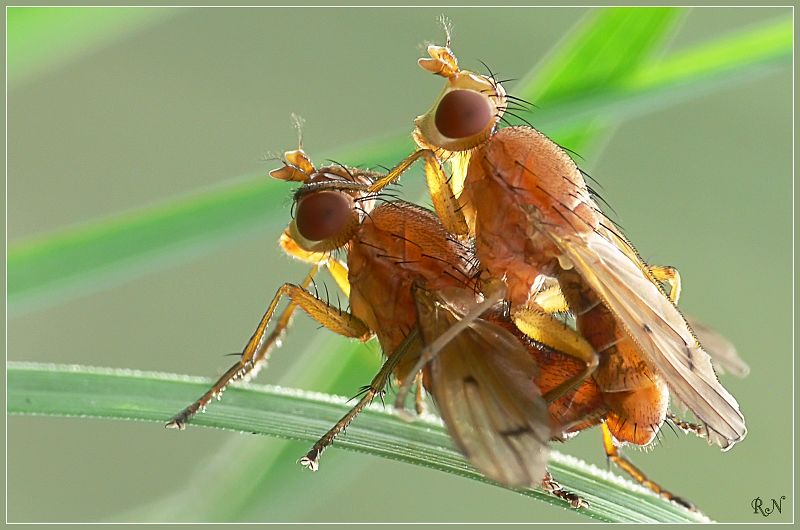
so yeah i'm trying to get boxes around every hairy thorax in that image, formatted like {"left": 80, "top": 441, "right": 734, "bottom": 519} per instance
{"left": 462, "top": 126, "right": 600, "bottom": 308}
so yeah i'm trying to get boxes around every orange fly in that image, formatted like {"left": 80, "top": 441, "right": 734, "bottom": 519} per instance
{"left": 359, "top": 31, "right": 747, "bottom": 508}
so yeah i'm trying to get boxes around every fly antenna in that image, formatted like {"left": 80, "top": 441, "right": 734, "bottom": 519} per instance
{"left": 291, "top": 113, "right": 306, "bottom": 149}
{"left": 438, "top": 14, "right": 453, "bottom": 47}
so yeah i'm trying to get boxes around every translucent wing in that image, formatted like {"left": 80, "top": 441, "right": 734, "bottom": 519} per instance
{"left": 597, "top": 227, "right": 750, "bottom": 378}
{"left": 413, "top": 286, "right": 551, "bottom": 488}
{"left": 547, "top": 226, "right": 746, "bottom": 450}
{"left": 688, "top": 318, "right": 750, "bottom": 378}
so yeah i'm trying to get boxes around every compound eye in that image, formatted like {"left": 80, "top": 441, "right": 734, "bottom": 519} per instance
{"left": 295, "top": 191, "right": 352, "bottom": 242}
{"left": 434, "top": 89, "right": 493, "bottom": 139}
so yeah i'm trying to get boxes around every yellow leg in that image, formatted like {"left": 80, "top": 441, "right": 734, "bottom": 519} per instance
{"left": 666, "top": 412, "right": 709, "bottom": 440}
{"left": 524, "top": 263, "right": 678, "bottom": 402}
{"left": 325, "top": 257, "right": 351, "bottom": 299}
{"left": 279, "top": 229, "right": 352, "bottom": 298}
{"left": 601, "top": 423, "right": 695, "bottom": 510}
{"left": 366, "top": 148, "right": 469, "bottom": 236}
{"left": 531, "top": 277, "right": 570, "bottom": 313}
{"left": 649, "top": 265, "right": 681, "bottom": 304}
{"left": 533, "top": 264, "right": 680, "bottom": 312}
{"left": 513, "top": 305, "right": 598, "bottom": 404}
{"left": 166, "top": 268, "right": 371, "bottom": 429}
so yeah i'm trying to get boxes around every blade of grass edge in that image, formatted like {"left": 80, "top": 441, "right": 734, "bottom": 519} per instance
{"left": 7, "top": 363, "right": 711, "bottom": 523}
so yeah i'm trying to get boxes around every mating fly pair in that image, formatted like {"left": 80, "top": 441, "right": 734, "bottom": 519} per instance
{"left": 168, "top": 146, "right": 586, "bottom": 506}
{"left": 167, "top": 31, "right": 748, "bottom": 511}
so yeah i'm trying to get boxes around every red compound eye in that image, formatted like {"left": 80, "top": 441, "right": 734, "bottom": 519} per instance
{"left": 295, "top": 191, "right": 352, "bottom": 242}
{"left": 434, "top": 89, "right": 492, "bottom": 139}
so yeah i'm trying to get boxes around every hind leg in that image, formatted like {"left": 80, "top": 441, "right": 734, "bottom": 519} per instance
{"left": 601, "top": 422, "right": 695, "bottom": 511}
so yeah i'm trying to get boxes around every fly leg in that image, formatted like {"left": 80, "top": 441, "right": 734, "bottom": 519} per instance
{"left": 652, "top": 263, "right": 749, "bottom": 376}
{"left": 541, "top": 469, "right": 588, "bottom": 509}
{"left": 666, "top": 412, "right": 710, "bottom": 440}
{"left": 530, "top": 276, "right": 569, "bottom": 313}
{"left": 279, "top": 231, "right": 353, "bottom": 297}
{"left": 648, "top": 265, "right": 681, "bottom": 303}
{"left": 534, "top": 264, "right": 681, "bottom": 309}
{"left": 414, "top": 370, "right": 428, "bottom": 415}
{"left": 601, "top": 423, "right": 696, "bottom": 511}
{"left": 300, "top": 330, "right": 419, "bottom": 471}
{"left": 166, "top": 268, "right": 371, "bottom": 429}
{"left": 366, "top": 148, "right": 469, "bottom": 236}
{"left": 513, "top": 305, "right": 598, "bottom": 404}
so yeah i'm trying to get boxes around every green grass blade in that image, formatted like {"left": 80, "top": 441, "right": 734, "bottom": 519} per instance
{"left": 518, "top": 7, "right": 684, "bottom": 105}
{"left": 518, "top": 15, "right": 792, "bottom": 133}
{"left": 7, "top": 362, "right": 710, "bottom": 523}
{"left": 109, "top": 336, "right": 382, "bottom": 523}
{"left": 8, "top": 15, "right": 790, "bottom": 313}
{"left": 627, "top": 15, "right": 792, "bottom": 90}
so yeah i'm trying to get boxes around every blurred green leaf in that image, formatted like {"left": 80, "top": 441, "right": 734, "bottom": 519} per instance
{"left": 7, "top": 14, "right": 791, "bottom": 313}
{"left": 7, "top": 7, "right": 178, "bottom": 88}
{"left": 627, "top": 15, "right": 792, "bottom": 90}
{"left": 518, "top": 7, "right": 683, "bottom": 104}
{"left": 512, "top": 15, "right": 792, "bottom": 134}
{"left": 8, "top": 363, "right": 711, "bottom": 523}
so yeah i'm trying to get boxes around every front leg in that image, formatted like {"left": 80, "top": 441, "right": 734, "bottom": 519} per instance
{"left": 367, "top": 148, "right": 469, "bottom": 236}
{"left": 166, "top": 271, "right": 371, "bottom": 429}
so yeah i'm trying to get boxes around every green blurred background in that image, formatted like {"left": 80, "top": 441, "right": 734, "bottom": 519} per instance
{"left": 6, "top": 6, "right": 792, "bottom": 523}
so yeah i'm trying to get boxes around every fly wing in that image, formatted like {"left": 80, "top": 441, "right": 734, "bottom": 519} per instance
{"left": 602, "top": 226, "right": 750, "bottom": 379}
{"left": 414, "top": 287, "right": 551, "bottom": 488}
{"left": 688, "top": 318, "right": 750, "bottom": 378}
{"left": 548, "top": 226, "right": 746, "bottom": 450}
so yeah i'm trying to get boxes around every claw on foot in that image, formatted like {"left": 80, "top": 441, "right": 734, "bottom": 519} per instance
{"left": 570, "top": 496, "right": 589, "bottom": 509}
{"left": 672, "top": 495, "right": 696, "bottom": 512}
{"left": 165, "top": 418, "right": 187, "bottom": 430}
{"left": 299, "top": 450, "right": 321, "bottom": 471}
